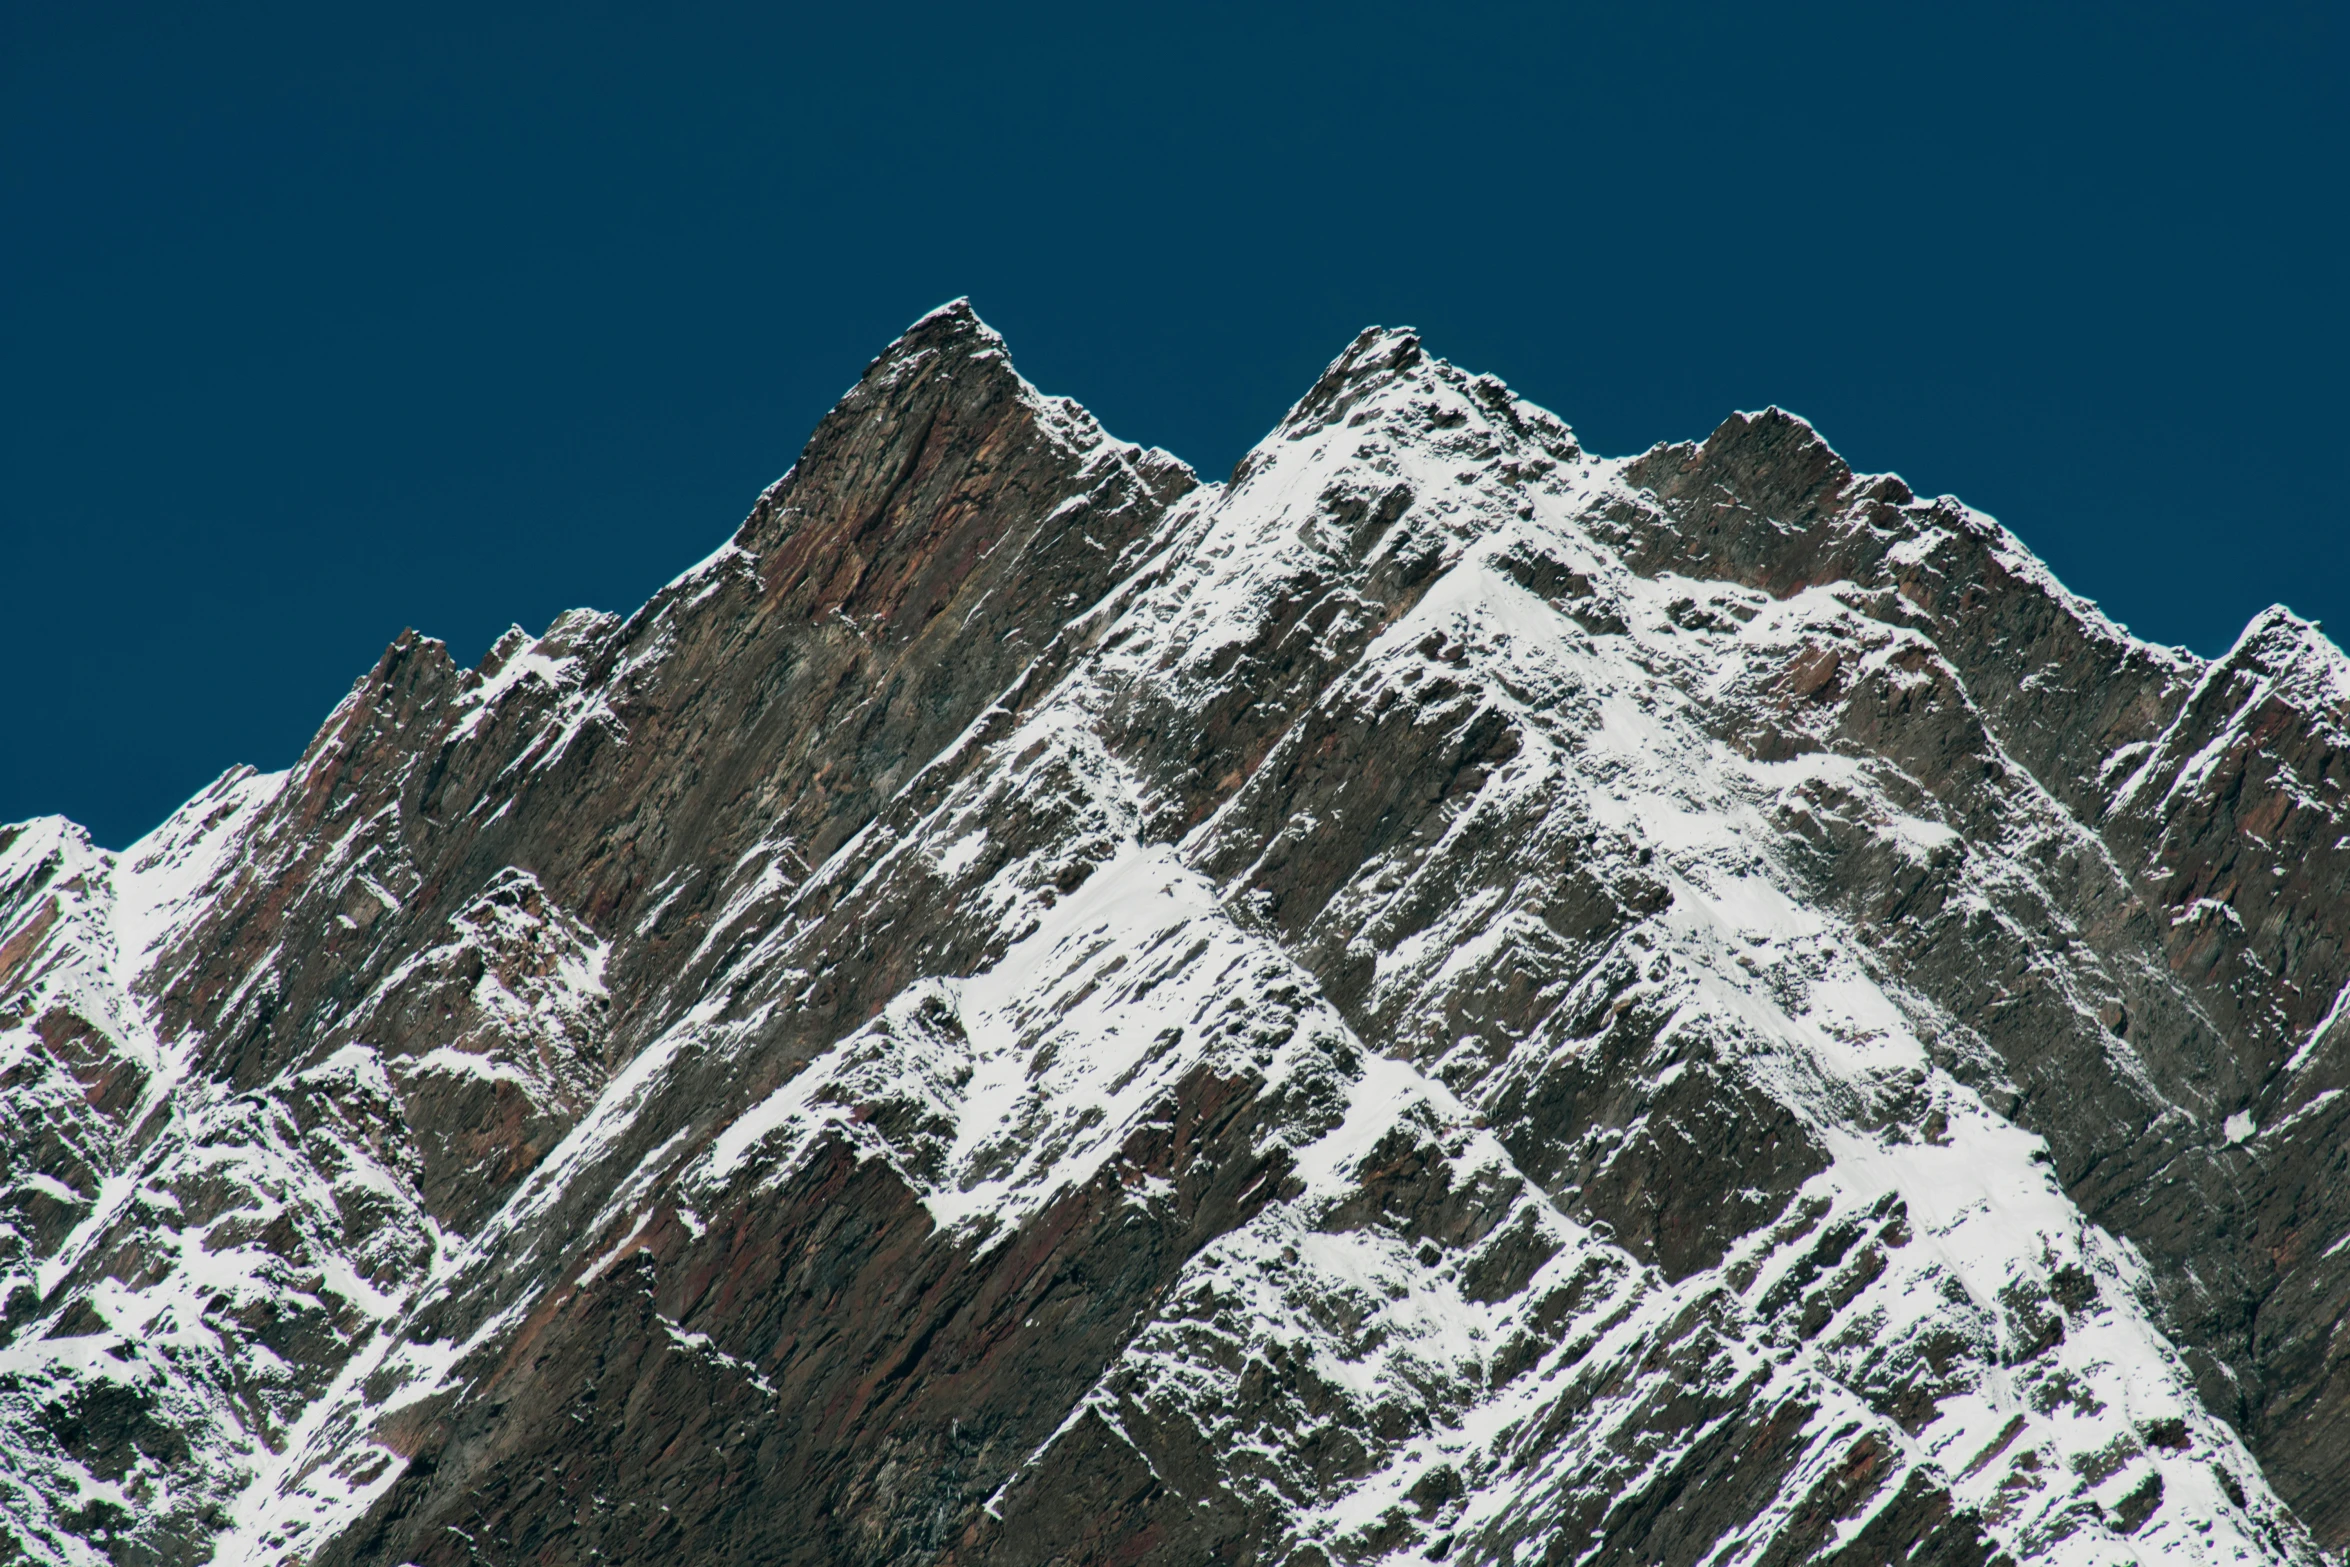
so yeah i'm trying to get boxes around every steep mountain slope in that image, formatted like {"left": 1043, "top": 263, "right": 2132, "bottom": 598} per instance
{"left": 4, "top": 303, "right": 2346, "bottom": 1567}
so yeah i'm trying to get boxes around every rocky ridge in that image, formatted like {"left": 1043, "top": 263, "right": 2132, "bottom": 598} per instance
{"left": 3, "top": 301, "right": 2347, "bottom": 1566}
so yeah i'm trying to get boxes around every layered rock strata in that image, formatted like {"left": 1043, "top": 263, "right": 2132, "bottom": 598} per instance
{"left": 3, "top": 302, "right": 2347, "bottom": 1567}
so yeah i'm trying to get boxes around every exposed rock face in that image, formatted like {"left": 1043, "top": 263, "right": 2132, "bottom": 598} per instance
{"left": 4, "top": 302, "right": 2348, "bottom": 1567}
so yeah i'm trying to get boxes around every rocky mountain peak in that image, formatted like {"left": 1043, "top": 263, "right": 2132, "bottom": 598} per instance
{"left": 4, "top": 304, "right": 2348, "bottom": 1567}
{"left": 2218, "top": 606, "right": 2350, "bottom": 715}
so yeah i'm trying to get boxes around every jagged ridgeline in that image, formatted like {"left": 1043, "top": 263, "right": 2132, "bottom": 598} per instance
{"left": 5, "top": 302, "right": 2350, "bottom": 1567}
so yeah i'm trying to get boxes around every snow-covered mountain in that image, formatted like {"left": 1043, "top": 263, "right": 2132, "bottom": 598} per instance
{"left": 5, "top": 302, "right": 2348, "bottom": 1567}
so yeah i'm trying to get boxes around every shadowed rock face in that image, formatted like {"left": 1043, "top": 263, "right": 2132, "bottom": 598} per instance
{"left": 4, "top": 304, "right": 2348, "bottom": 1567}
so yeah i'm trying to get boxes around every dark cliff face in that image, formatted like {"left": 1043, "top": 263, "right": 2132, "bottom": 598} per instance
{"left": 3, "top": 303, "right": 2347, "bottom": 1567}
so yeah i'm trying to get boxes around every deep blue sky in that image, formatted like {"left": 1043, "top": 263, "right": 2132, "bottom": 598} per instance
{"left": 6, "top": 2, "right": 2341, "bottom": 847}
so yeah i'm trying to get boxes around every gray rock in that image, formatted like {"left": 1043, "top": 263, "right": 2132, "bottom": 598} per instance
{"left": 3, "top": 303, "right": 2343, "bottom": 1567}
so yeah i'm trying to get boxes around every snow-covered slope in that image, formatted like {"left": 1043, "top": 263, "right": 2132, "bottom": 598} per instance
{"left": 4, "top": 304, "right": 2348, "bottom": 1566}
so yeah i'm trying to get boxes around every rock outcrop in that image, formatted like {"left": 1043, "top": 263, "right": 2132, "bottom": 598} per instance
{"left": 4, "top": 302, "right": 2347, "bottom": 1566}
